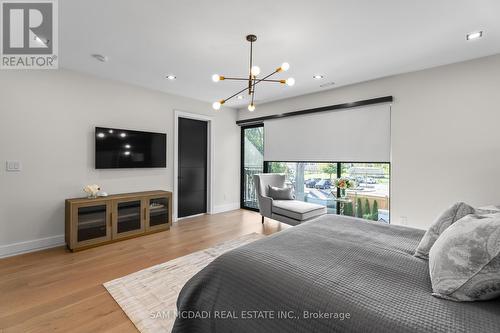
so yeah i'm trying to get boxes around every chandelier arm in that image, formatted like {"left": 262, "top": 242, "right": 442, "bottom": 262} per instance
{"left": 222, "top": 86, "right": 250, "bottom": 103}
{"left": 219, "top": 66, "right": 281, "bottom": 104}
{"left": 255, "top": 69, "right": 279, "bottom": 83}
{"left": 219, "top": 77, "right": 282, "bottom": 83}
{"left": 220, "top": 72, "right": 273, "bottom": 103}
{"left": 256, "top": 79, "right": 284, "bottom": 83}
{"left": 221, "top": 77, "right": 253, "bottom": 81}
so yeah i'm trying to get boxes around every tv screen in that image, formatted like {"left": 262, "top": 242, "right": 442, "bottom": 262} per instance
{"left": 95, "top": 127, "right": 166, "bottom": 169}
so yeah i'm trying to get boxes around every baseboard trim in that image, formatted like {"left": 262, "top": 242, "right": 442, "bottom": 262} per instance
{"left": 0, "top": 235, "right": 65, "bottom": 259}
{"left": 212, "top": 202, "right": 240, "bottom": 214}
{"left": 0, "top": 204, "right": 240, "bottom": 258}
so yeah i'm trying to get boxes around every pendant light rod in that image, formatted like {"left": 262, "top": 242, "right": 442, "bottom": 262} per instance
{"left": 248, "top": 35, "right": 256, "bottom": 94}
{"left": 251, "top": 79, "right": 256, "bottom": 105}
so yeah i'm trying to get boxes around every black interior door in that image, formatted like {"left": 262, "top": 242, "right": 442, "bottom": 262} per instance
{"left": 178, "top": 118, "right": 207, "bottom": 218}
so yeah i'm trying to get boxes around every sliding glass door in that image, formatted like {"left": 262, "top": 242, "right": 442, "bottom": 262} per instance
{"left": 241, "top": 125, "right": 264, "bottom": 210}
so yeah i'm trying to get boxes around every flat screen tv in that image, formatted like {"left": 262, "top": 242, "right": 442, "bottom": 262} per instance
{"left": 95, "top": 127, "right": 166, "bottom": 169}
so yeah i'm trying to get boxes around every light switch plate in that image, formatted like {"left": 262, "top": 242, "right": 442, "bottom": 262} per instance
{"left": 6, "top": 160, "right": 21, "bottom": 172}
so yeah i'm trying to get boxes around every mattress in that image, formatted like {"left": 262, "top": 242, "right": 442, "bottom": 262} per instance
{"left": 173, "top": 214, "right": 500, "bottom": 333}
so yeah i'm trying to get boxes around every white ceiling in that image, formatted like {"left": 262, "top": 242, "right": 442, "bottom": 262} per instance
{"left": 60, "top": 0, "right": 500, "bottom": 108}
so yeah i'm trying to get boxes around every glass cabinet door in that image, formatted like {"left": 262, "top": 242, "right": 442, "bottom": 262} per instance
{"left": 148, "top": 196, "right": 169, "bottom": 230}
{"left": 114, "top": 199, "right": 144, "bottom": 238}
{"left": 76, "top": 204, "right": 109, "bottom": 243}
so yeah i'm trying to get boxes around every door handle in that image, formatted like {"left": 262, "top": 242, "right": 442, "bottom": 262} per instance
{"left": 109, "top": 212, "right": 112, "bottom": 228}
{"left": 144, "top": 207, "right": 147, "bottom": 220}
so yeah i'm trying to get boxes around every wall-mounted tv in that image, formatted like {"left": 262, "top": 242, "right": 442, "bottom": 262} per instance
{"left": 95, "top": 127, "right": 166, "bottom": 169}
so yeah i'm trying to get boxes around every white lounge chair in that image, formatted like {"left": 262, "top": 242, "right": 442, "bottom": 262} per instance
{"left": 253, "top": 174, "right": 327, "bottom": 226}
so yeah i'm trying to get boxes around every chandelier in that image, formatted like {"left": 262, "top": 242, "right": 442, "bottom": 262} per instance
{"left": 211, "top": 34, "right": 295, "bottom": 112}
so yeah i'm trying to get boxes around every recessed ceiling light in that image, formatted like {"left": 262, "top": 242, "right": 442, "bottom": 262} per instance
{"left": 466, "top": 31, "right": 483, "bottom": 41}
{"left": 237, "top": 95, "right": 244, "bottom": 100}
{"left": 120, "top": 133, "right": 126, "bottom": 138}
{"left": 91, "top": 54, "right": 108, "bottom": 62}
{"left": 313, "top": 75, "right": 324, "bottom": 80}
{"left": 166, "top": 75, "right": 176, "bottom": 80}
{"left": 97, "top": 133, "right": 105, "bottom": 138}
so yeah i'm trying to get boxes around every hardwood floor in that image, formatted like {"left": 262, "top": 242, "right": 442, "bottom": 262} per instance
{"left": 0, "top": 209, "right": 288, "bottom": 333}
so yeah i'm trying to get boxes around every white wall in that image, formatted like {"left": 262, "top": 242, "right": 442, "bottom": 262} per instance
{"left": 0, "top": 69, "right": 240, "bottom": 256}
{"left": 239, "top": 54, "right": 500, "bottom": 230}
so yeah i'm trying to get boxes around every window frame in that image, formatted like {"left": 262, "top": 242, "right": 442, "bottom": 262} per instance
{"left": 264, "top": 161, "right": 391, "bottom": 222}
{"left": 240, "top": 123, "right": 264, "bottom": 211}
{"left": 239, "top": 124, "right": 391, "bottom": 222}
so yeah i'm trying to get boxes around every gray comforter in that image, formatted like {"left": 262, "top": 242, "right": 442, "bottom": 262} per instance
{"left": 173, "top": 215, "right": 500, "bottom": 333}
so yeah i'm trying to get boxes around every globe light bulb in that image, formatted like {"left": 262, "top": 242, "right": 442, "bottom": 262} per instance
{"left": 280, "top": 62, "right": 290, "bottom": 72}
{"left": 248, "top": 104, "right": 256, "bottom": 112}
{"left": 285, "top": 77, "right": 295, "bottom": 86}
{"left": 212, "top": 101, "right": 222, "bottom": 110}
{"left": 212, "top": 74, "right": 221, "bottom": 82}
{"left": 250, "top": 66, "right": 261, "bottom": 76}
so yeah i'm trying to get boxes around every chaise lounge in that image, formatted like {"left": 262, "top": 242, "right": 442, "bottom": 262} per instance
{"left": 253, "top": 174, "right": 327, "bottom": 226}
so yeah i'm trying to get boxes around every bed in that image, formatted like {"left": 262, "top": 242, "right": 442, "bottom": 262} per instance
{"left": 172, "top": 215, "right": 500, "bottom": 333}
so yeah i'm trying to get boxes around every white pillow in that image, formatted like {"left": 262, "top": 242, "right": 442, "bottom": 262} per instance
{"left": 414, "top": 202, "right": 475, "bottom": 260}
{"left": 429, "top": 213, "right": 500, "bottom": 301}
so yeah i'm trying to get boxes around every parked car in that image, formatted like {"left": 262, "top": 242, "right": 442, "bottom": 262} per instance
{"left": 305, "top": 178, "right": 321, "bottom": 188}
{"left": 366, "top": 177, "right": 377, "bottom": 184}
{"left": 315, "top": 179, "right": 332, "bottom": 189}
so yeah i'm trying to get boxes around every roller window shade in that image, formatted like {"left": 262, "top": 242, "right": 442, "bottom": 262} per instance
{"left": 263, "top": 104, "right": 390, "bottom": 162}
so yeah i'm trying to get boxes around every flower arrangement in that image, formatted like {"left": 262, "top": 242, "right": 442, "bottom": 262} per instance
{"left": 334, "top": 178, "right": 355, "bottom": 190}
{"left": 83, "top": 184, "right": 100, "bottom": 199}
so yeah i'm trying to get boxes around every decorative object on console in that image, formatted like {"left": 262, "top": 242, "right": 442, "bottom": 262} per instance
{"left": 83, "top": 184, "right": 100, "bottom": 199}
{"left": 211, "top": 34, "right": 295, "bottom": 112}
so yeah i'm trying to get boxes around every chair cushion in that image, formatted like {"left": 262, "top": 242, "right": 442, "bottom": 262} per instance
{"left": 272, "top": 200, "right": 326, "bottom": 221}
{"left": 268, "top": 185, "right": 295, "bottom": 200}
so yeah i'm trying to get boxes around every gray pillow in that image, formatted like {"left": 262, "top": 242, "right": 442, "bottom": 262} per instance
{"left": 268, "top": 185, "right": 294, "bottom": 200}
{"left": 429, "top": 213, "right": 500, "bottom": 302}
{"left": 414, "top": 202, "right": 475, "bottom": 260}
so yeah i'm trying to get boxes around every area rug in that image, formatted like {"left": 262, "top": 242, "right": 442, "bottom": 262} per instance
{"left": 104, "top": 233, "right": 265, "bottom": 333}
